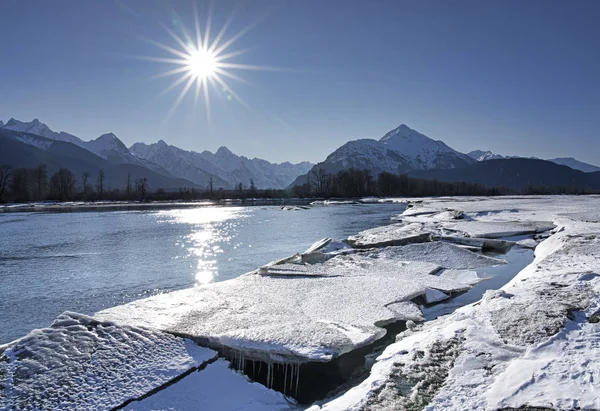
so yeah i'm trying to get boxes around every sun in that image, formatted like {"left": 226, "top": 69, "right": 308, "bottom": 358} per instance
{"left": 186, "top": 48, "right": 216, "bottom": 80}
{"left": 135, "top": 4, "right": 283, "bottom": 122}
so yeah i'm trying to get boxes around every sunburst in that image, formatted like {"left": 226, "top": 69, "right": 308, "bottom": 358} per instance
{"left": 136, "top": 4, "right": 281, "bottom": 122}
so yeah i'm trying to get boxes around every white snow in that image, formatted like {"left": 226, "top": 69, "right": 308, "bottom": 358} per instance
{"left": 14, "top": 134, "right": 53, "bottom": 150}
{"left": 96, "top": 255, "right": 471, "bottom": 364}
{"left": 314, "top": 195, "right": 600, "bottom": 411}
{"left": 0, "top": 312, "right": 217, "bottom": 410}
{"left": 372, "top": 242, "right": 506, "bottom": 269}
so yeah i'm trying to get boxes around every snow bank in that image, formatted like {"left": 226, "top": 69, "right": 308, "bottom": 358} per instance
{"left": 314, "top": 195, "right": 600, "bottom": 410}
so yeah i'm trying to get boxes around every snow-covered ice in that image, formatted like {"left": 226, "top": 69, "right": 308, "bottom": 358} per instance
{"left": 96, "top": 256, "right": 471, "bottom": 363}
{"left": 348, "top": 223, "right": 432, "bottom": 248}
{"left": 313, "top": 195, "right": 600, "bottom": 411}
{"left": 0, "top": 312, "right": 217, "bottom": 410}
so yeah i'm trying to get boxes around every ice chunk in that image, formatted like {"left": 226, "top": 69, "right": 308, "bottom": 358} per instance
{"left": 372, "top": 242, "right": 505, "bottom": 269}
{"left": 424, "top": 288, "right": 450, "bottom": 304}
{"left": 439, "top": 269, "right": 484, "bottom": 285}
{"left": 304, "top": 238, "right": 332, "bottom": 253}
{"left": 348, "top": 223, "right": 432, "bottom": 248}
{"left": 0, "top": 312, "right": 216, "bottom": 410}
{"left": 445, "top": 221, "right": 555, "bottom": 239}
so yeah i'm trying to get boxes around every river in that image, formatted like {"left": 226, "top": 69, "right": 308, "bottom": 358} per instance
{"left": 0, "top": 203, "right": 407, "bottom": 344}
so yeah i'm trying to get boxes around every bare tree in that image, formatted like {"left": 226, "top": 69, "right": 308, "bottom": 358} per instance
{"left": 311, "top": 168, "right": 329, "bottom": 195}
{"left": 248, "top": 178, "right": 257, "bottom": 197}
{"left": 126, "top": 174, "right": 132, "bottom": 199}
{"left": 81, "top": 171, "right": 91, "bottom": 198}
{"left": 0, "top": 165, "right": 13, "bottom": 202}
{"left": 96, "top": 169, "right": 105, "bottom": 198}
{"left": 135, "top": 177, "right": 148, "bottom": 200}
{"left": 208, "top": 177, "right": 214, "bottom": 195}
{"left": 32, "top": 164, "right": 48, "bottom": 200}
{"left": 11, "top": 168, "right": 31, "bottom": 202}
{"left": 50, "top": 168, "right": 76, "bottom": 201}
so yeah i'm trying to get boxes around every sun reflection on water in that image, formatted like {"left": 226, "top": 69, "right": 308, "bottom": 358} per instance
{"left": 157, "top": 207, "right": 245, "bottom": 285}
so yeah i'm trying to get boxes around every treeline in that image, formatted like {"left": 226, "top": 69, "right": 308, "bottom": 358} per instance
{"left": 0, "top": 164, "right": 151, "bottom": 203}
{"left": 292, "top": 168, "right": 600, "bottom": 198}
{"left": 292, "top": 169, "right": 493, "bottom": 197}
{"left": 0, "top": 164, "right": 291, "bottom": 203}
{"left": 2, "top": 164, "right": 597, "bottom": 204}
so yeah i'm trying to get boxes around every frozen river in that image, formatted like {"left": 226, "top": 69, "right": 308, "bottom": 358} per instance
{"left": 0, "top": 203, "right": 406, "bottom": 344}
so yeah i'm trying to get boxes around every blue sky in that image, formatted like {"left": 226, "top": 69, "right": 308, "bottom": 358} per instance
{"left": 1, "top": 0, "right": 599, "bottom": 164}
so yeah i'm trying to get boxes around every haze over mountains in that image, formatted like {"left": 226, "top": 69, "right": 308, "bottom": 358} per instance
{"left": 1, "top": 117, "right": 599, "bottom": 193}
{"left": 0, "top": 118, "right": 312, "bottom": 190}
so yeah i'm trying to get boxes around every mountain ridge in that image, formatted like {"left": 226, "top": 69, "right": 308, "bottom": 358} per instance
{"left": 1, "top": 118, "right": 313, "bottom": 190}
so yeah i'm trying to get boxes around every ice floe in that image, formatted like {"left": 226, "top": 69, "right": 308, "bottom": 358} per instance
{"left": 0, "top": 312, "right": 217, "bottom": 410}
{"left": 96, "top": 257, "right": 470, "bottom": 364}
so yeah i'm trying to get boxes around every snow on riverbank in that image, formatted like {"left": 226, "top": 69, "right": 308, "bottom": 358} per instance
{"left": 312, "top": 196, "right": 600, "bottom": 410}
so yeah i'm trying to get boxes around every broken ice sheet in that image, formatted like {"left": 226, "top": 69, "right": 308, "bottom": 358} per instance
{"left": 0, "top": 312, "right": 216, "bottom": 411}
{"left": 97, "top": 256, "right": 470, "bottom": 363}
{"left": 369, "top": 242, "right": 506, "bottom": 269}
{"left": 348, "top": 222, "right": 432, "bottom": 248}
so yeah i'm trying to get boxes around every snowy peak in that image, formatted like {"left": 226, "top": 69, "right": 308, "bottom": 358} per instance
{"left": 377, "top": 124, "right": 474, "bottom": 170}
{"left": 380, "top": 124, "right": 422, "bottom": 141}
{"left": 467, "top": 150, "right": 506, "bottom": 161}
{"left": 215, "top": 146, "right": 235, "bottom": 158}
{"left": 4, "top": 117, "right": 56, "bottom": 140}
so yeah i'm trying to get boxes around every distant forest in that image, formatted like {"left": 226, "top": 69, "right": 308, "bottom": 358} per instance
{"left": 0, "top": 164, "right": 598, "bottom": 204}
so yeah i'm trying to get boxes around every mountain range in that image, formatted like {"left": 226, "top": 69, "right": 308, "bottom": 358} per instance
{"left": 1, "top": 117, "right": 599, "bottom": 193}
{"left": 0, "top": 118, "right": 312, "bottom": 190}
{"left": 293, "top": 125, "right": 600, "bottom": 191}
{"left": 466, "top": 149, "right": 600, "bottom": 173}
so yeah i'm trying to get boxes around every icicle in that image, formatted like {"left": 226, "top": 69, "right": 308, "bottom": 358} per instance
{"left": 295, "top": 364, "right": 300, "bottom": 397}
{"left": 283, "top": 363, "right": 288, "bottom": 396}
{"left": 267, "top": 363, "right": 270, "bottom": 388}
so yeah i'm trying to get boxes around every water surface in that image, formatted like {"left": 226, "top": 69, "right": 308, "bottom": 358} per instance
{"left": 0, "top": 203, "right": 406, "bottom": 343}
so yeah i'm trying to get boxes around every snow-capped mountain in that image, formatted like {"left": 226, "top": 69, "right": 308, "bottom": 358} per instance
{"left": 130, "top": 141, "right": 313, "bottom": 189}
{"left": 379, "top": 125, "right": 474, "bottom": 169}
{"left": 3, "top": 118, "right": 85, "bottom": 146}
{"left": 293, "top": 124, "right": 474, "bottom": 186}
{"left": 315, "top": 138, "right": 413, "bottom": 176}
{"left": 2, "top": 118, "right": 174, "bottom": 177}
{"left": 128, "top": 140, "right": 228, "bottom": 188}
{"left": 1, "top": 117, "right": 313, "bottom": 190}
{"left": 548, "top": 157, "right": 600, "bottom": 173}
{"left": 467, "top": 150, "right": 507, "bottom": 161}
